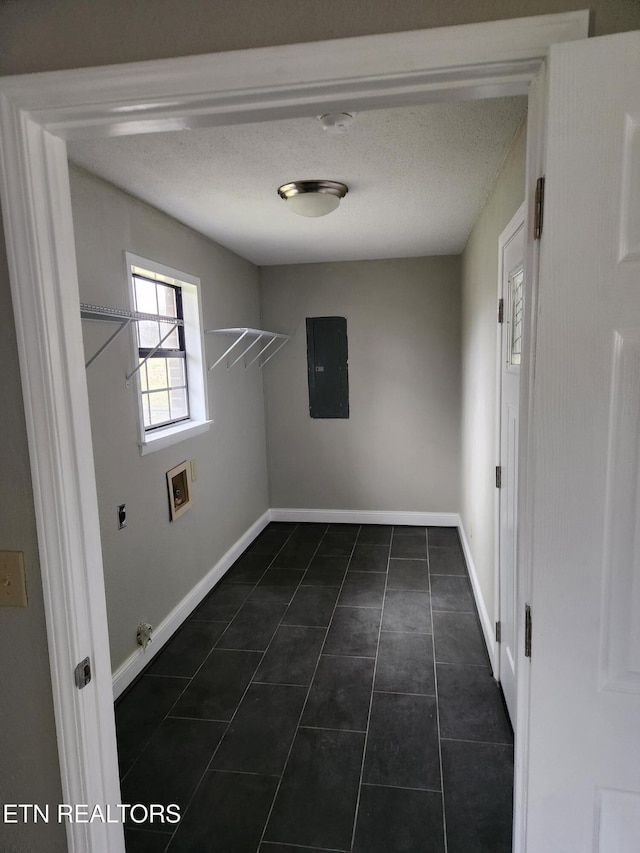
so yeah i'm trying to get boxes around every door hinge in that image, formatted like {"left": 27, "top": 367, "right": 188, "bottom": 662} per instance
{"left": 496, "top": 465, "right": 502, "bottom": 489}
{"left": 524, "top": 604, "right": 532, "bottom": 658}
{"left": 74, "top": 656, "right": 92, "bottom": 690}
{"left": 534, "top": 176, "right": 545, "bottom": 240}
{"left": 496, "top": 620, "right": 501, "bottom": 643}
{"left": 498, "top": 298, "right": 504, "bottom": 324}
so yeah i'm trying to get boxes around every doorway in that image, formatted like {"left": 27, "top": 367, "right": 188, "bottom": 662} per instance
{"left": 0, "top": 13, "right": 588, "bottom": 853}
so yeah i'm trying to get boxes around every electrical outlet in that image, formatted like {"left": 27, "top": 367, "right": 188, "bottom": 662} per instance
{"left": 0, "top": 551, "right": 28, "bottom": 607}
{"left": 118, "top": 504, "right": 127, "bottom": 529}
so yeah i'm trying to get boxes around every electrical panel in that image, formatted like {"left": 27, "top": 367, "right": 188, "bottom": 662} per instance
{"left": 306, "top": 316, "right": 349, "bottom": 419}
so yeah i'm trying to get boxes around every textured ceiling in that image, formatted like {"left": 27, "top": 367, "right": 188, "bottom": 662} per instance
{"left": 68, "top": 97, "right": 527, "bottom": 266}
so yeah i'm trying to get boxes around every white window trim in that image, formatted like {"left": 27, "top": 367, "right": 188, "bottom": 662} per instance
{"left": 124, "top": 252, "right": 212, "bottom": 454}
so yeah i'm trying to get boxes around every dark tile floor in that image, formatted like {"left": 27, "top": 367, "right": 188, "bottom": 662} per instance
{"left": 116, "top": 523, "right": 513, "bottom": 853}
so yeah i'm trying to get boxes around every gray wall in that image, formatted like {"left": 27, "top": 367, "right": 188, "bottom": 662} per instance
{"left": 261, "top": 257, "right": 461, "bottom": 512}
{"left": 1, "top": 3, "right": 639, "bottom": 851}
{"left": 460, "top": 119, "right": 527, "bottom": 629}
{"left": 71, "top": 167, "right": 269, "bottom": 672}
{"left": 1, "top": 0, "right": 639, "bottom": 75}
{"left": 0, "top": 228, "right": 66, "bottom": 852}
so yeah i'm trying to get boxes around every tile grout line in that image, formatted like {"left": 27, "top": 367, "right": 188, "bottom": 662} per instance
{"left": 164, "top": 530, "right": 286, "bottom": 685}
{"left": 159, "top": 523, "right": 302, "bottom": 848}
{"left": 371, "top": 688, "right": 436, "bottom": 698}
{"left": 299, "top": 724, "right": 367, "bottom": 734}
{"left": 121, "top": 525, "right": 508, "bottom": 853}
{"left": 120, "top": 525, "right": 466, "bottom": 851}
{"left": 119, "top": 525, "right": 295, "bottom": 843}
{"left": 348, "top": 528, "right": 393, "bottom": 851}
{"left": 260, "top": 841, "right": 350, "bottom": 852}
{"left": 207, "top": 527, "right": 327, "bottom": 754}
{"left": 440, "top": 736, "right": 515, "bottom": 747}
{"left": 427, "top": 530, "right": 449, "bottom": 853}
{"left": 320, "top": 652, "right": 376, "bottom": 660}
{"left": 379, "top": 628, "right": 432, "bottom": 636}
{"left": 118, "top": 674, "right": 195, "bottom": 788}
{"left": 256, "top": 525, "right": 364, "bottom": 852}
{"left": 208, "top": 527, "right": 303, "bottom": 648}
{"left": 194, "top": 767, "right": 279, "bottom": 778}
{"left": 360, "top": 780, "right": 442, "bottom": 794}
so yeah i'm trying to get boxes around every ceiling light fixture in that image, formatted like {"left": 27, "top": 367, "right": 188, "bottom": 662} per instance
{"left": 277, "top": 180, "right": 348, "bottom": 218}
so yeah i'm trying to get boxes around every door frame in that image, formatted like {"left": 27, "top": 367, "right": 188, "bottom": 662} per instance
{"left": 0, "top": 12, "right": 588, "bottom": 852}
{"left": 494, "top": 201, "right": 526, "bottom": 691}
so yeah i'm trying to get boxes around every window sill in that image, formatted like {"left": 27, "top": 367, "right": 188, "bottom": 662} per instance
{"left": 139, "top": 419, "right": 212, "bottom": 456}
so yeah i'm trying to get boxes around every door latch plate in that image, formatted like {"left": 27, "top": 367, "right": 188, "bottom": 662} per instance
{"left": 74, "top": 656, "right": 92, "bottom": 690}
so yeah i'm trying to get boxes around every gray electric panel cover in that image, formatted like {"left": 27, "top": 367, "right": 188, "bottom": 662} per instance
{"left": 306, "top": 316, "right": 349, "bottom": 419}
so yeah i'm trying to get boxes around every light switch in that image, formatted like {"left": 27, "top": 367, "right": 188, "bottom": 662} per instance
{"left": 190, "top": 459, "right": 198, "bottom": 481}
{"left": 0, "top": 551, "right": 28, "bottom": 607}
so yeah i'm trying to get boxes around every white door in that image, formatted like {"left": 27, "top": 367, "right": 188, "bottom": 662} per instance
{"left": 524, "top": 31, "right": 640, "bottom": 852}
{"left": 498, "top": 207, "right": 524, "bottom": 727}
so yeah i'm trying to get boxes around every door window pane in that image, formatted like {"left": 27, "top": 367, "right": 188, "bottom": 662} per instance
{"left": 509, "top": 267, "right": 524, "bottom": 368}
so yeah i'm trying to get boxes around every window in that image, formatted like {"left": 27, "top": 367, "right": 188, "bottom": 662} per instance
{"left": 133, "top": 275, "right": 189, "bottom": 430}
{"left": 126, "top": 253, "right": 210, "bottom": 454}
{"left": 509, "top": 266, "right": 524, "bottom": 368}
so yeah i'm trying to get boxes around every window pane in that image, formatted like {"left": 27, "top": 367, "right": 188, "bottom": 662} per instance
{"left": 133, "top": 277, "right": 157, "bottom": 314}
{"left": 167, "top": 357, "right": 186, "bottom": 387}
{"left": 139, "top": 360, "right": 149, "bottom": 392}
{"left": 157, "top": 284, "right": 177, "bottom": 318}
{"left": 142, "top": 394, "right": 152, "bottom": 428}
{"left": 132, "top": 266, "right": 191, "bottom": 433}
{"left": 160, "top": 323, "right": 180, "bottom": 350}
{"left": 169, "top": 388, "right": 189, "bottom": 421}
{"left": 147, "top": 358, "right": 169, "bottom": 391}
{"left": 138, "top": 319, "right": 161, "bottom": 349}
{"left": 147, "top": 391, "right": 171, "bottom": 427}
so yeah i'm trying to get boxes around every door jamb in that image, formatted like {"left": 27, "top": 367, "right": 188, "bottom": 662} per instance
{"left": 512, "top": 61, "right": 548, "bottom": 853}
{"left": 494, "top": 198, "right": 527, "bottom": 688}
{"left": 0, "top": 12, "right": 586, "bottom": 852}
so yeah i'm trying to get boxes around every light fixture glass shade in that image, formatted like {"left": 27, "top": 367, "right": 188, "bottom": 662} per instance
{"left": 278, "top": 180, "right": 348, "bottom": 218}
{"left": 287, "top": 192, "right": 341, "bottom": 217}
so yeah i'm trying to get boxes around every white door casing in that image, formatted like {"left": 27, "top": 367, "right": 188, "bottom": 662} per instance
{"left": 526, "top": 29, "right": 640, "bottom": 852}
{"left": 0, "top": 12, "right": 592, "bottom": 853}
{"left": 497, "top": 204, "right": 525, "bottom": 727}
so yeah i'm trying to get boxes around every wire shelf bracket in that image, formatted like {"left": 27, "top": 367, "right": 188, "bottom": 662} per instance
{"left": 80, "top": 303, "right": 184, "bottom": 375}
{"left": 205, "top": 327, "right": 289, "bottom": 372}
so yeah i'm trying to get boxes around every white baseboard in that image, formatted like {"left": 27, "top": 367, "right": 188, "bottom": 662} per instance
{"left": 269, "top": 508, "right": 459, "bottom": 527}
{"left": 457, "top": 519, "right": 497, "bottom": 674}
{"left": 112, "top": 508, "right": 486, "bottom": 697}
{"left": 112, "top": 510, "right": 271, "bottom": 699}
